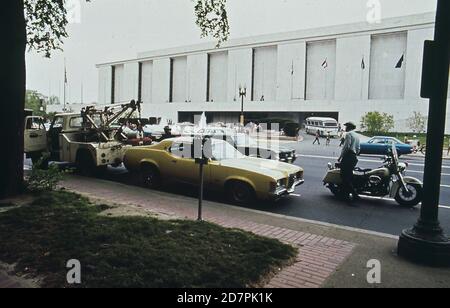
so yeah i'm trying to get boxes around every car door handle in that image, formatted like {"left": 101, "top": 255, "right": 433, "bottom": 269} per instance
{"left": 30, "top": 133, "right": 38, "bottom": 138}
{"left": 171, "top": 160, "right": 177, "bottom": 163}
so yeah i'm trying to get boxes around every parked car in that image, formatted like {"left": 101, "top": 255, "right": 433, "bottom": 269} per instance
{"left": 359, "top": 136, "right": 413, "bottom": 156}
{"left": 123, "top": 137, "right": 304, "bottom": 204}
{"left": 196, "top": 128, "right": 297, "bottom": 163}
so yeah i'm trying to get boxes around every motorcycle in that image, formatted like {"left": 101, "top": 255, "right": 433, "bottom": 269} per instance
{"left": 323, "top": 144, "right": 423, "bottom": 207}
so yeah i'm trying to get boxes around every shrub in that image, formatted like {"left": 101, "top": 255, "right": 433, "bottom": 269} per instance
{"left": 27, "top": 156, "right": 66, "bottom": 193}
{"left": 407, "top": 111, "right": 427, "bottom": 133}
{"left": 360, "top": 111, "right": 394, "bottom": 133}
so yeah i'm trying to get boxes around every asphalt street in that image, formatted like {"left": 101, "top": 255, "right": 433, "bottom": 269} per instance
{"left": 24, "top": 132, "right": 450, "bottom": 236}
{"left": 280, "top": 132, "right": 450, "bottom": 236}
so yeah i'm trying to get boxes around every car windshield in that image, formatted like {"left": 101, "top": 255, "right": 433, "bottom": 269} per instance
{"left": 211, "top": 141, "right": 244, "bottom": 161}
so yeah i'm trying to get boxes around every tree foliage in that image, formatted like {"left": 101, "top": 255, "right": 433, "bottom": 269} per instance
{"left": 407, "top": 111, "right": 427, "bottom": 133}
{"left": 24, "top": 0, "right": 71, "bottom": 57}
{"left": 25, "top": 90, "right": 47, "bottom": 117}
{"left": 25, "top": 0, "right": 229, "bottom": 58}
{"left": 194, "top": 0, "right": 230, "bottom": 47}
{"left": 360, "top": 111, "right": 395, "bottom": 133}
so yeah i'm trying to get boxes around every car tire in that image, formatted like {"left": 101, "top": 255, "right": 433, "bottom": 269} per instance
{"left": 141, "top": 164, "right": 162, "bottom": 189}
{"left": 395, "top": 183, "right": 422, "bottom": 208}
{"left": 226, "top": 181, "right": 255, "bottom": 205}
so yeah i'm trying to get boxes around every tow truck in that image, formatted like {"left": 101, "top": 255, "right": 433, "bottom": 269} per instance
{"left": 24, "top": 100, "right": 149, "bottom": 174}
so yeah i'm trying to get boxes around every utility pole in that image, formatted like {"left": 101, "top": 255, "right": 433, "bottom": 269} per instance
{"left": 398, "top": 0, "right": 450, "bottom": 266}
{"left": 195, "top": 136, "right": 209, "bottom": 222}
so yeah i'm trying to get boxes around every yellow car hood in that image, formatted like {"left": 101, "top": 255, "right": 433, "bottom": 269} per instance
{"left": 219, "top": 157, "right": 302, "bottom": 180}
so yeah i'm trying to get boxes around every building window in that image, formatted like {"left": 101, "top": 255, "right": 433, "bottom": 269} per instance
{"left": 252, "top": 46, "right": 278, "bottom": 102}
{"left": 207, "top": 52, "right": 228, "bottom": 102}
{"left": 369, "top": 32, "right": 407, "bottom": 99}
{"left": 111, "top": 66, "right": 115, "bottom": 104}
{"left": 305, "top": 40, "right": 336, "bottom": 100}
{"left": 112, "top": 64, "right": 124, "bottom": 103}
{"left": 170, "top": 56, "right": 187, "bottom": 103}
{"left": 140, "top": 61, "right": 153, "bottom": 104}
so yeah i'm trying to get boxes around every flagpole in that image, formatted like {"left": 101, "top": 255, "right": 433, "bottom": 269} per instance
{"left": 290, "top": 60, "right": 294, "bottom": 100}
{"left": 360, "top": 56, "right": 364, "bottom": 99}
{"left": 63, "top": 58, "right": 66, "bottom": 111}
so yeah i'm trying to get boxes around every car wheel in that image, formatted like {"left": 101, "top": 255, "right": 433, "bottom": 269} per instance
{"left": 141, "top": 164, "right": 162, "bottom": 189}
{"left": 395, "top": 183, "right": 422, "bottom": 207}
{"left": 227, "top": 181, "right": 255, "bottom": 205}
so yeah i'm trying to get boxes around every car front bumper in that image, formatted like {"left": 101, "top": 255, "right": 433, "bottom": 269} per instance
{"left": 270, "top": 179, "right": 305, "bottom": 199}
{"left": 279, "top": 154, "right": 297, "bottom": 163}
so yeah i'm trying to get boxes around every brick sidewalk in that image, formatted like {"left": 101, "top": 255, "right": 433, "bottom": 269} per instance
{"left": 62, "top": 176, "right": 356, "bottom": 288}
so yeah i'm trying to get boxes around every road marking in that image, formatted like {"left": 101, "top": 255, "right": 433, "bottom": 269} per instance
{"left": 290, "top": 193, "right": 302, "bottom": 197}
{"left": 407, "top": 169, "right": 450, "bottom": 177}
{"left": 298, "top": 154, "right": 450, "bottom": 176}
{"left": 292, "top": 193, "right": 450, "bottom": 210}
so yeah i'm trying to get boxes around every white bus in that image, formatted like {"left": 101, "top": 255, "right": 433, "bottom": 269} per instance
{"left": 305, "top": 117, "right": 339, "bottom": 137}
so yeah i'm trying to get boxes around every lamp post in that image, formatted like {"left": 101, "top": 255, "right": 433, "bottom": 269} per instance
{"left": 239, "top": 86, "right": 247, "bottom": 126}
{"left": 397, "top": 0, "right": 450, "bottom": 266}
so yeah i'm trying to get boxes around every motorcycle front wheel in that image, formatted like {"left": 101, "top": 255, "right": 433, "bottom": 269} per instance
{"left": 395, "top": 183, "right": 422, "bottom": 207}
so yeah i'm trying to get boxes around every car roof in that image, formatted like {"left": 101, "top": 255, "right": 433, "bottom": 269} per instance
{"left": 306, "top": 117, "right": 337, "bottom": 122}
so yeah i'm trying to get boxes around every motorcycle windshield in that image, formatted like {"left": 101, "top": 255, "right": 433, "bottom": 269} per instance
{"left": 391, "top": 144, "right": 399, "bottom": 164}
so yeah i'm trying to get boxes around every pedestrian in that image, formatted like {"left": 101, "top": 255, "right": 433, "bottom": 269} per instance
{"left": 326, "top": 132, "right": 331, "bottom": 146}
{"left": 313, "top": 130, "right": 321, "bottom": 145}
{"left": 339, "top": 131, "right": 346, "bottom": 147}
{"left": 338, "top": 122, "right": 361, "bottom": 202}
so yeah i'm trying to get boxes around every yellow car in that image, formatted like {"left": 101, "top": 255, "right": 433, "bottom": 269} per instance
{"left": 123, "top": 137, "right": 304, "bottom": 204}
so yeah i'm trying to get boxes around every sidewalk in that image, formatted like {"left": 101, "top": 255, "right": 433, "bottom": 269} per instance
{"left": 2, "top": 175, "right": 450, "bottom": 288}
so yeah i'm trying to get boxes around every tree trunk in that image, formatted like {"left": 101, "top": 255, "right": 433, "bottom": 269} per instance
{"left": 0, "top": 0, "right": 26, "bottom": 198}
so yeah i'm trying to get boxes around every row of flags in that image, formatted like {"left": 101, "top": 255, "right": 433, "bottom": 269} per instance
{"left": 308, "top": 54, "right": 405, "bottom": 71}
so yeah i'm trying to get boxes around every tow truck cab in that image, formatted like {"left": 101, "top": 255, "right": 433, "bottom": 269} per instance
{"left": 24, "top": 109, "right": 47, "bottom": 160}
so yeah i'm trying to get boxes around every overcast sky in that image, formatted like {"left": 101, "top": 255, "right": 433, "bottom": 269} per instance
{"left": 25, "top": 0, "right": 437, "bottom": 104}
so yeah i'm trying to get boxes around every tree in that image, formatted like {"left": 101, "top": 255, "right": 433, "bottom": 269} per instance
{"left": 25, "top": 90, "right": 47, "bottom": 117}
{"left": 360, "top": 111, "right": 395, "bottom": 133}
{"left": 407, "top": 111, "right": 427, "bottom": 133}
{"left": 0, "top": 0, "right": 229, "bottom": 198}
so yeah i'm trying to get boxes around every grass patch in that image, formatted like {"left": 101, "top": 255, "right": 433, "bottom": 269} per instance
{"left": 0, "top": 191, "right": 296, "bottom": 288}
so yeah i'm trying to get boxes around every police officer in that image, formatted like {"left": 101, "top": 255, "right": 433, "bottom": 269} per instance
{"left": 338, "top": 122, "right": 361, "bottom": 201}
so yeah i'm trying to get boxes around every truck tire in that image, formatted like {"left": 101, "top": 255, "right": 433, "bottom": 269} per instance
{"left": 76, "top": 151, "right": 96, "bottom": 176}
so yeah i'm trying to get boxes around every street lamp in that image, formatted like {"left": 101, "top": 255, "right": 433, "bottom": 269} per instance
{"left": 239, "top": 85, "right": 247, "bottom": 126}
{"left": 397, "top": 0, "right": 450, "bottom": 267}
